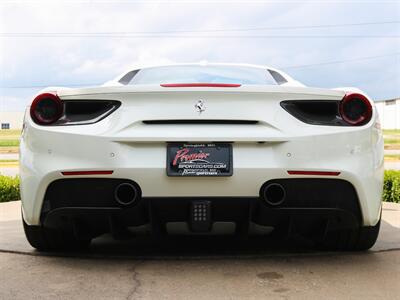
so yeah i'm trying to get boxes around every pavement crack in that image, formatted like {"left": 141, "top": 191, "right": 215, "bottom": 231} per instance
{"left": 126, "top": 260, "right": 144, "bottom": 300}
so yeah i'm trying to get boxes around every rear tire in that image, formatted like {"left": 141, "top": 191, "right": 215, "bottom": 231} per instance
{"left": 352, "top": 220, "right": 381, "bottom": 251}
{"left": 23, "top": 217, "right": 91, "bottom": 252}
{"left": 320, "top": 219, "right": 380, "bottom": 251}
{"left": 22, "top": 218, "right": 50, "bottom": 251}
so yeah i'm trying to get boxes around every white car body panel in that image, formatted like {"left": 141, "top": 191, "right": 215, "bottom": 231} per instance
{"left": 20, "top": 64, "right": 384, "bottom": 232}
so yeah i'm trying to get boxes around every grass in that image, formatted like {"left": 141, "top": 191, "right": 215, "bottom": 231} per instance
{"left": 383, "top": 170, "right": 400, "bottom": 203}
{"left": 384, "top": 138, "right": 400, "bottom": 145}
{"left": 383, "top": 129, "right": 400, "bottom": 135}
{"left": 385, "top": 155, "right": 400, "bottom": 161}
{"left": 0, "top": 129, "right": 21, "bottom": 137}
{"left": 0, "top": 130, "right": 21, "bottom": 153}
{"left": 0, "top": 175, "right": 20, "bottom": 202}
{"left": 0, "top": 147, "right": 19, "bottom": 154}
{"left": 383, "top": 129, "right": 400, "bottom": 150}
{"left": 0, "top": 140, "right": 19, "bottom": 147}
{"left": 0, "top": 160, "right": 19, "bottom": 168}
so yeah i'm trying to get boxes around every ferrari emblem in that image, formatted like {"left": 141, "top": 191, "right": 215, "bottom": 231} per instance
{"left": 195, "top": 100, "right": 206, "bottom": 113}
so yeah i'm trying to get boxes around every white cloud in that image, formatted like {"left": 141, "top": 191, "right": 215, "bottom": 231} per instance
{"left": 0, "top": 0, "right": 399, "bottom": 110}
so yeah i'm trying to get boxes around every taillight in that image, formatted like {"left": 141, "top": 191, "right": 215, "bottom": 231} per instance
{"left": 281, "top": 92, "right": 373, "bottom": 127}
{"left": 339, "top": 93, "right": 372, "bottom": 126}
{"left": 30, "top": 92, "right": 63, "bottom": 125}
{"left": 29, "top": 94, "right": 120, "bottom": 126}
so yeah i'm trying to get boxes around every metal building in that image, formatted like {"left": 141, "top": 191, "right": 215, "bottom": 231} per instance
{"left": 0, "top": 111, "right": 24, "bottom": 130}
{"left": 375, "top": 98, "right": 400, "bottom": 130}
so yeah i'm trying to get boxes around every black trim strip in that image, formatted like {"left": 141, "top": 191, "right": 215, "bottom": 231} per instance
{"left": 143, "top": 120, "right": 258, "bottom": 125}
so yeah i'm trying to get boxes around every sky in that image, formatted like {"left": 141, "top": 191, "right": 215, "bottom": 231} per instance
{"left": 0, "top": 0, "right": 399, "bottom": 111}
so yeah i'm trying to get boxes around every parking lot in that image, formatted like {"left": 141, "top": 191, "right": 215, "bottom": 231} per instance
{"left": 0, "top": 201, "right": 399, "bottom": 299}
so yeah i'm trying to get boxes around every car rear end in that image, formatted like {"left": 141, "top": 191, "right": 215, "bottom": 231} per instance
{"left": 20, "top": 67, "right": 384, "bottom": 251}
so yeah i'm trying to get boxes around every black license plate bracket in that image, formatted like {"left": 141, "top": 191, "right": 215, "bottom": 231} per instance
{"left": 166, "top": 143, "right": 233, "bottom": 177}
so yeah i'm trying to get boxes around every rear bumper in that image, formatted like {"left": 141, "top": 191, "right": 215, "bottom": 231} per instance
{"left": 20, "top": 115, "right": 384, "bottom": 227}
{"left": 20, "top": 142, "right": 384, "bottom": 228}
{"left": 43, "top": 205, "right": 359, "bottom": 240}
{"left": 38, "top": 178, "right": 361, "bottom": 238}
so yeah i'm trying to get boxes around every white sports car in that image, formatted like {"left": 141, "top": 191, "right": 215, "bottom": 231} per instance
{"left": 20, "top": 63, "right": 384, "bottom": 251}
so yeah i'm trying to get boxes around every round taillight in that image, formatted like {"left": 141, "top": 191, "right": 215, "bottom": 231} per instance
{"left": 30, "top": 93, "right": 63, "bottom": 125}
{"left": 339, "top": 92, "right": 372, "bottom": 126}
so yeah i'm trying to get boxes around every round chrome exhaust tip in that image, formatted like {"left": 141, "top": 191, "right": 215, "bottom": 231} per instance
{"left": 114, "top": 183, "right": 139, "bottom": 206}
{"left": 261, "top": 183, "right": 286, "bottom": 206}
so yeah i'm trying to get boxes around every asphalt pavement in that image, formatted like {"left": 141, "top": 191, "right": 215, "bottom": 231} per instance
{"left": 0, "top": 201, "right": 399, "bottom": 299}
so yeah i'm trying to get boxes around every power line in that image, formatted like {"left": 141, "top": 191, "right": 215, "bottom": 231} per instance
{"left": 0, "top": 83, "right": 100, "bottom": 89}
{"left": 1, "top": 35, "right": 399, "bottom": 38}
{"left": 281, "top": 52, "right": 400, "bottom": 69}
{"left": 1, "top": 1, "right": 400, "bottom": 4}
{"left": 1, "top": 52, "right": 399, "bottom": 89}
{"left": 1, "top": 20, "right": 399, "bottom": 36}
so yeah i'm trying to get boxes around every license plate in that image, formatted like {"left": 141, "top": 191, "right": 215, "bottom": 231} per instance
{"left": 167, "top": 143, "right": 233, "bottom": 176}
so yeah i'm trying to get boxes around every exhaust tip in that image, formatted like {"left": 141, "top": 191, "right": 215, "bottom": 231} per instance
{"left": 261, "top": 183, "right": 286, "bottom": 206}
{"left": 114, "top": 183, "right": 139, "bottom": 206}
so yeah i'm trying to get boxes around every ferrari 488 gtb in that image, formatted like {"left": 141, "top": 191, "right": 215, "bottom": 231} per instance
{"left": 20, "top": 63, "right": 384, "bottom": 251}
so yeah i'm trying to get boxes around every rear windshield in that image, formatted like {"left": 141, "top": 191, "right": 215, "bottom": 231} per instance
{"left": 124, "top": 65, "right": 279, "bottom": 85}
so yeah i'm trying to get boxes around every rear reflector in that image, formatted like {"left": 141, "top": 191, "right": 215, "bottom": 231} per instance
{"left": 61, "top": 170, "right": 114, "bottom": 176}
{"left": 160, "top": 83, "right": 241, "bottom": 88}
{"left": 287, "top": 170, "right": 340, "bottom": 176}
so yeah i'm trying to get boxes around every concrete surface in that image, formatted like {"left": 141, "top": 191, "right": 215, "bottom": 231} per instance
{"left": 0, "top": 153, "right": 19, "bottom": 160}
{"left": 0, "top": 167, "right": 18, "bottom": 177}
{"left": 1, "top": 249, "right": 399, "bottom": 300}
{"left": 385, "top": 149, "right": 400, "bottom": 155}
{"left": 385, "top": 161, "right": 400, "bottom": 170}
{"left": 0, "top": 201, "right": 399, "bottom": 299}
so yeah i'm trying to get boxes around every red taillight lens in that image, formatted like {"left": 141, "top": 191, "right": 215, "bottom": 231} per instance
{"left": 339, "top": 93, "right": 372, "bottom": 126}
{"left": 30, "top": 93, "right": 63, "bottom": 125}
